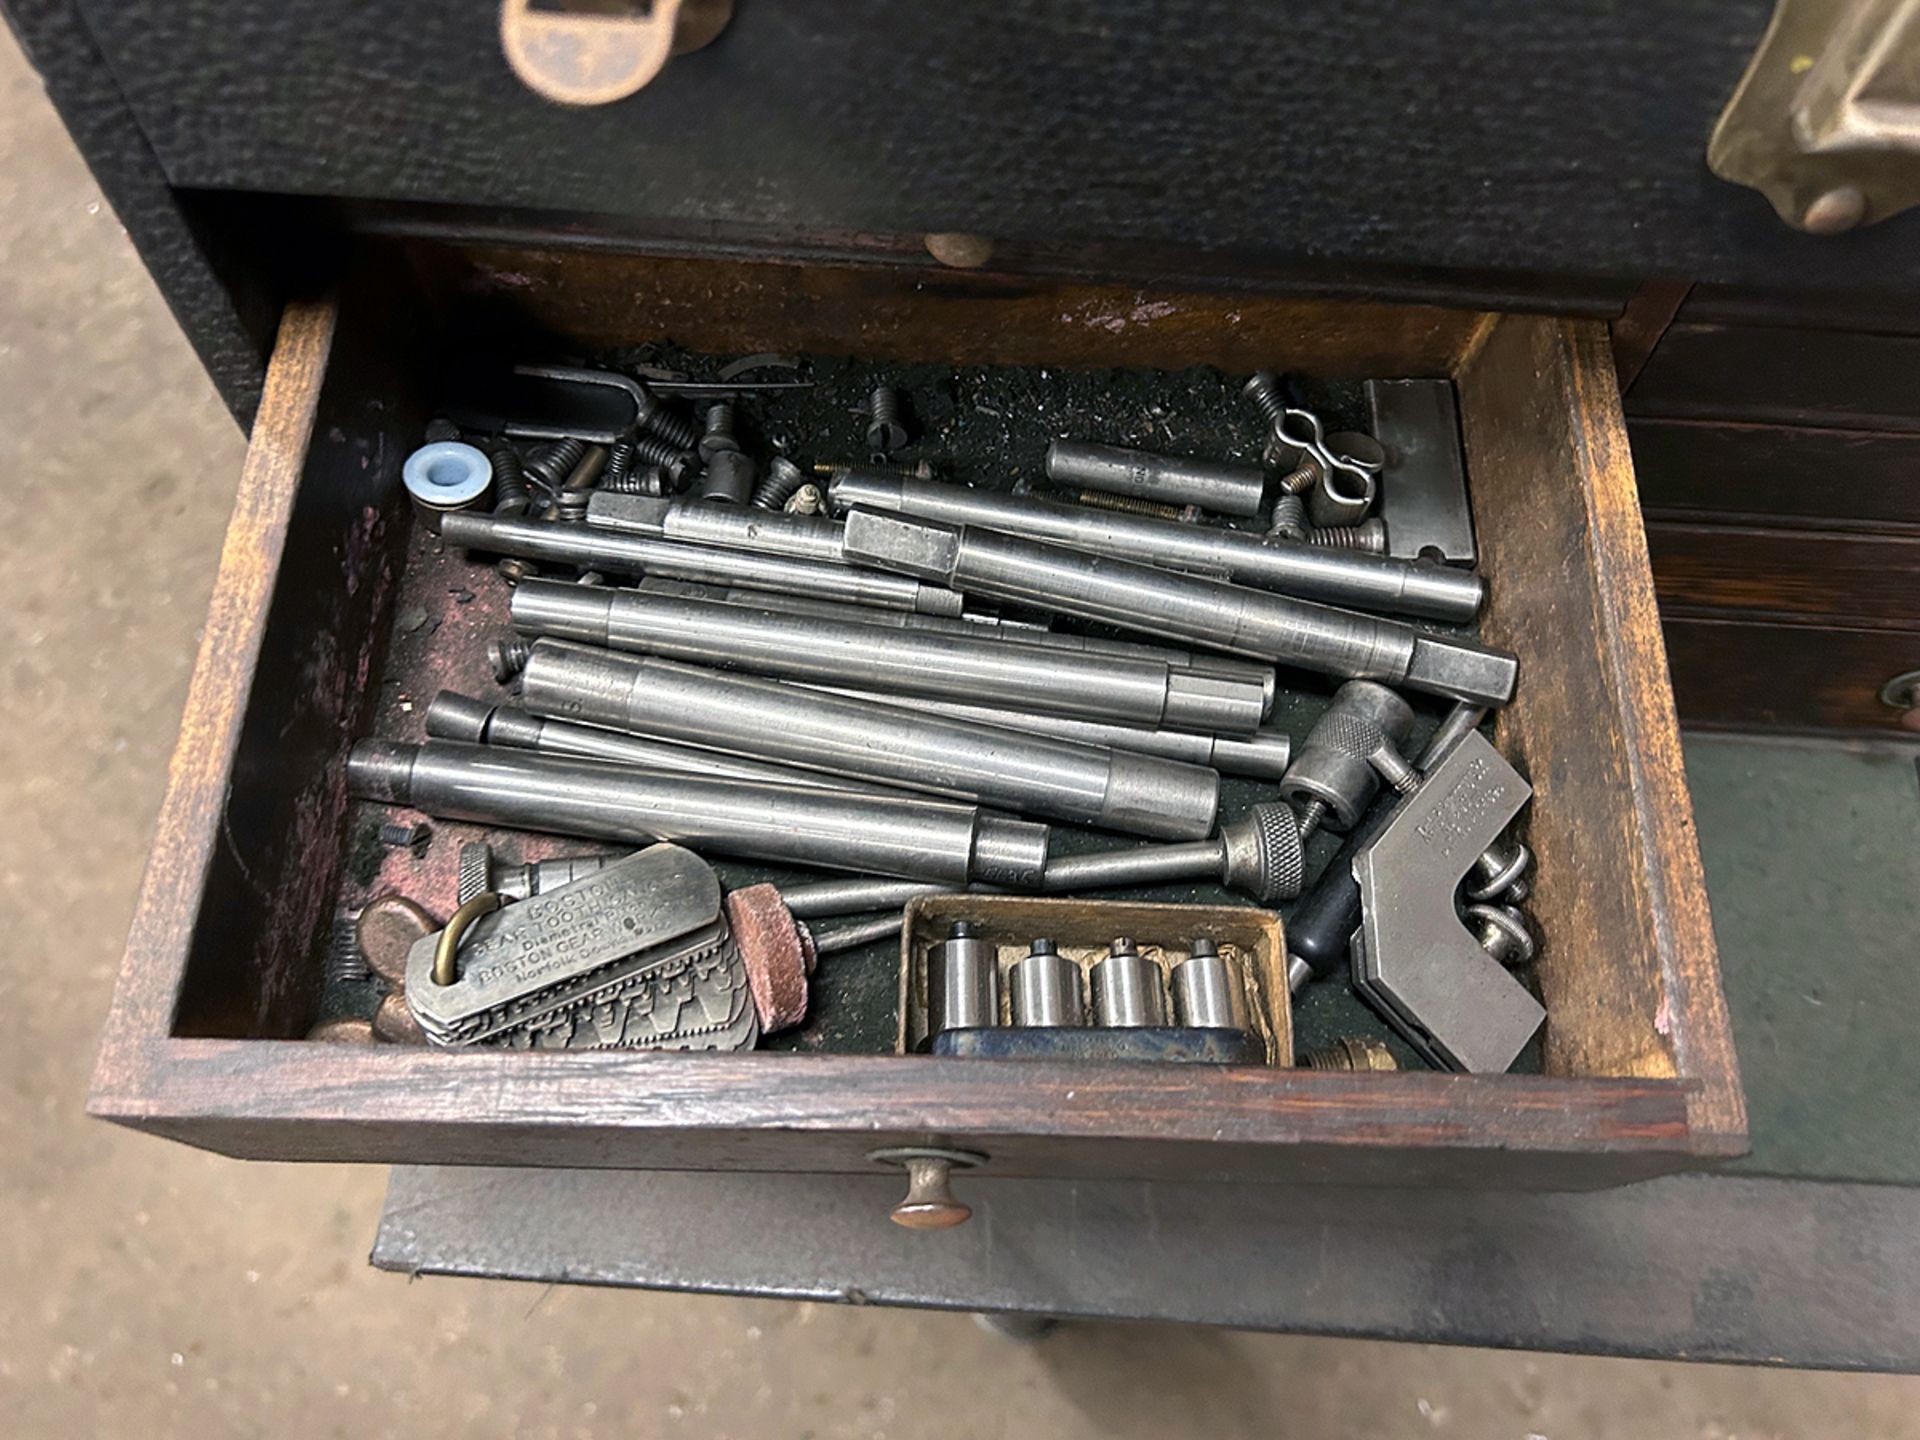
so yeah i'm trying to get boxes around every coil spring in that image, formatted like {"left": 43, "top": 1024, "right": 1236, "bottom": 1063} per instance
{"left": 605, "top": 438, "right": 636, "bottom": 489}
{"left": 326, "top": 911, "right": 370, "bottom": 985}
{"left": 751, "top": 456, "right": 808, "bottom": 510}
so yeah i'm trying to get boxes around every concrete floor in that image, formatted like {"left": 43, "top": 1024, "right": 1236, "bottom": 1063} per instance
{"left": 4, "top": 28, "right": 1920, "bottom": 1438}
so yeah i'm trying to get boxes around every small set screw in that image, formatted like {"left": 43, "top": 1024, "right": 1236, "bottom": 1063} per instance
{"left": 866, "top": 386, "right": 909, "bottom": 457}
{"left": 1301, "top": 1036, "right": 1398, "bottom": 1071}
{"left": 488, "top": 635, "right": 531, "bottom": 683}
{"left": 1073, "top": 490, "right": 1201, "bottom": 523}
{"left": 378, "top": 820, "right": 432, "bottom": 851}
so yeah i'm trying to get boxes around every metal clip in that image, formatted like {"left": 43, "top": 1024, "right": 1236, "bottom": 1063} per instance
{"left": 1275, "top": 407, "right": 1383, "bottom": 509}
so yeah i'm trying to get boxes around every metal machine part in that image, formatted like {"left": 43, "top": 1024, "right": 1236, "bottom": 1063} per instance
{"left": 511, "top": 364, "right": 701, "bottom": 451}
{"left": 404, "top": 844, "right": 760, "bottom": 1051}
{"left": 804, "top": 685, "right": 1292, "bottom": 780}
{"left": 518, "top": 642, "right": 1222, "bottom": 840}
{"left": 827, "top": 471, "right": 1483, "bottom": 624}
{"left": 1070, "top": 489, "right": 1199, "bottom": 522}
{"left": 1465, "top": 837, "right": 1532, "bottom": 903}
{"left": 695, "top": 448, "right": 757, "bottom": 505}
{"left": 1091, "top": 937, "right": 1167, "bottom": 1028}
{"left": 1308, "top": 518, "right": 1387, "bottom": 554}
{"left": 839, "top": 511, "right": 1517, "bottom": 708}
{"left": 1283, "top": 701, "right": 1490, "bottom": 992}
{"left": 1301, "top": 1036, "right": 1399, "bottom": 1071}
{"left": 402, "top": 441, "right": 493, "bottom": 531}
{"left": 426, "top": 691, "right": 914, "bottom": 798}
{"left": 346, "top": 739, "right": 1051, "bottom": 886}
{"left": 781, "top": 876, "right": 950, "bottom": 919}
{"left": 1367, "top": 379, "right": 1478, "bottom": 564}
{"left": 1279, "top": 681, "right": 1418, "bottom": 835}
{"left": 1170, "top": 938, "right": 1245, "bottom": 1030}
{"left": 1349, "top": 731, "right": 1545, "bottom": 1072}
{"left": 774, "top": 797, "right": 1309, "bottom": 919}
{"left": 455, "top": 839, "right": 618, "bottom": 906}
{"left": 1043, "top": 440, "right": 1267, "bottom": 518}
{"left": 926, "top": 921, "right": 999, "bottom": 1037}
{"left": 1467, "top": 902, "right": 1537, "bottom": 967}
{"left": 378, "top": 820, "right": 430, "bottom": 850}
{"left": 487, "top": 440, "right": 532, "bottom": 517}
{"left": 508, "top": 583, "right": 1269, "bottom": 736}
{"left": 808, "top": 911, "right": 907, "bottom": 957}
{"left": 697, "top": 401, "right": 740, "bottom": 463}
{"left": 752, "top": 456, "right": 809, "bottom": 511}
{"left": 1302, "top": 431, "right": 1387, "bottom": 528}
{"left": 438, "top": 510, "right": 964, "bottom": 616}
{"left": 1242, "top": 376, "right": 1383, "bottom": 510}
{"left": 866, "top": 385, "right": 909, "bottom": 456}
{"left": 629, "top": 575, "right": 1281, "bottom": 703}
{"left": 1009, "top": 938, "right": 1085, "bottom": 1027}
{"left": 587, "top": 491, "right": 850, "bottom": 567}
{"left": 524, "top": 437, "right": 587, "bottom": 494}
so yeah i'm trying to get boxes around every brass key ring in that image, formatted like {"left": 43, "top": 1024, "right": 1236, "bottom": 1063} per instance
{"left": 1275, "top": 407, "right": 1382, "bottom": 509}
{"left": 431, "top": 892, "right": 505, "bottom": 987}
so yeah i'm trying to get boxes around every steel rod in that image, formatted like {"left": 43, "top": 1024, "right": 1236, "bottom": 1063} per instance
{"left": 345, "top": 740, "right": 1050, "bottom": 885}
{"left": 828, "top": 470, "right": 1483, "bottom": 623}
{"left": 1045, "top": 440, "right": 1267, "bottom": 517}
{"left": 519, "top": 642, "right": 1222, "bottom": 840}
{"left": 438, "top": 510, "right": 962, "bottom": 616}
{"left": 840, "top": 511, "right": 1517, "bottom": 708}
{"left": 423, "top": 692, "right": 914, "bottom": 798}
{"left": 801, "top": 684, "right": 1292, "bottom": 779}
{"left": 629, "top": 576, "right": 1279, "bottom": 700}
{"left": 509, "top": 582, "right": 1268, "bottom": 735}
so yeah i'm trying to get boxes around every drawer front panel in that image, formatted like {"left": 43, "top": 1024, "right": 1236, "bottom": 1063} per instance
{"left": 1630, "top": 323, "right": 1920, "bottom": 432}
{"left": 1664, "top": 618, "right": 1920, "bottom": 733}
{"left": 1648, "top": 524, "right": 1920, "bottom": 627}
{"left": 65, "top": 0, "right": 1920, "bottom": 289}
{"left": 1630, "top": 419, "right": 1920, "bottom": 529}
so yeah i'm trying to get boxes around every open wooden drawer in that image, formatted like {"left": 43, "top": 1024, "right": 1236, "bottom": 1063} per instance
{"left": 87, "top": 242, "right": 1745, "bottom": 1189}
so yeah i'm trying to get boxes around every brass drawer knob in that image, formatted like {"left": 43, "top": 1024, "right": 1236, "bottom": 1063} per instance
{"left": 869, "top": 1146, "right": 985, "bottom": 1230}
{"left": 501, "top": 0, "right": 733, "bottom": 107}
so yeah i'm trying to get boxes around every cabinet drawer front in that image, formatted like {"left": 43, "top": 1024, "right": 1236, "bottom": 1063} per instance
{"left": 1665, "top": 618, "right": 1920, "bottom": 734}
{"left": 88, "top": 250, "right": 1743, "bottom": 1188}
{"left": 64, "top": 0, "right": 1919, "bottom": 290}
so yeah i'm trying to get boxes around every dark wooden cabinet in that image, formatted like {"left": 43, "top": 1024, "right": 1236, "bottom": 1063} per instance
{"left": 19, "top": 0, "right": 1919, "bottom": 1194}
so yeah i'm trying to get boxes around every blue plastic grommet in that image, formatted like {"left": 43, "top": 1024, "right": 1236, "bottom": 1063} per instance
{"left": 402, "top": 441, "right": 492, "bottom": 516}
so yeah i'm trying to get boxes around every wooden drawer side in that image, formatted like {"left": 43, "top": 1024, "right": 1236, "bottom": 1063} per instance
{"left": 1458, "top": 314, "right": 1744, "bottom": 1153}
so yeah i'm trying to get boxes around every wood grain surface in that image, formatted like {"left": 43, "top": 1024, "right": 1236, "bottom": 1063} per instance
{"left": 1649, "top": 523, "right": 1920, "bottom": 626}
{"left": 1664, "top": 617, "right": 1920, "bottom": 733}
{"left": 410, "top": 242, "right": 1485, "bottom": 378}
{"left": 1631, "top": 417, "right": 1920, "bottom": 529}
{"left": 89, "top": 300, "right": 335, "bottom": 1083}
{"left": 1458, "top": 313, "right": 1745, "bottom": 1154}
